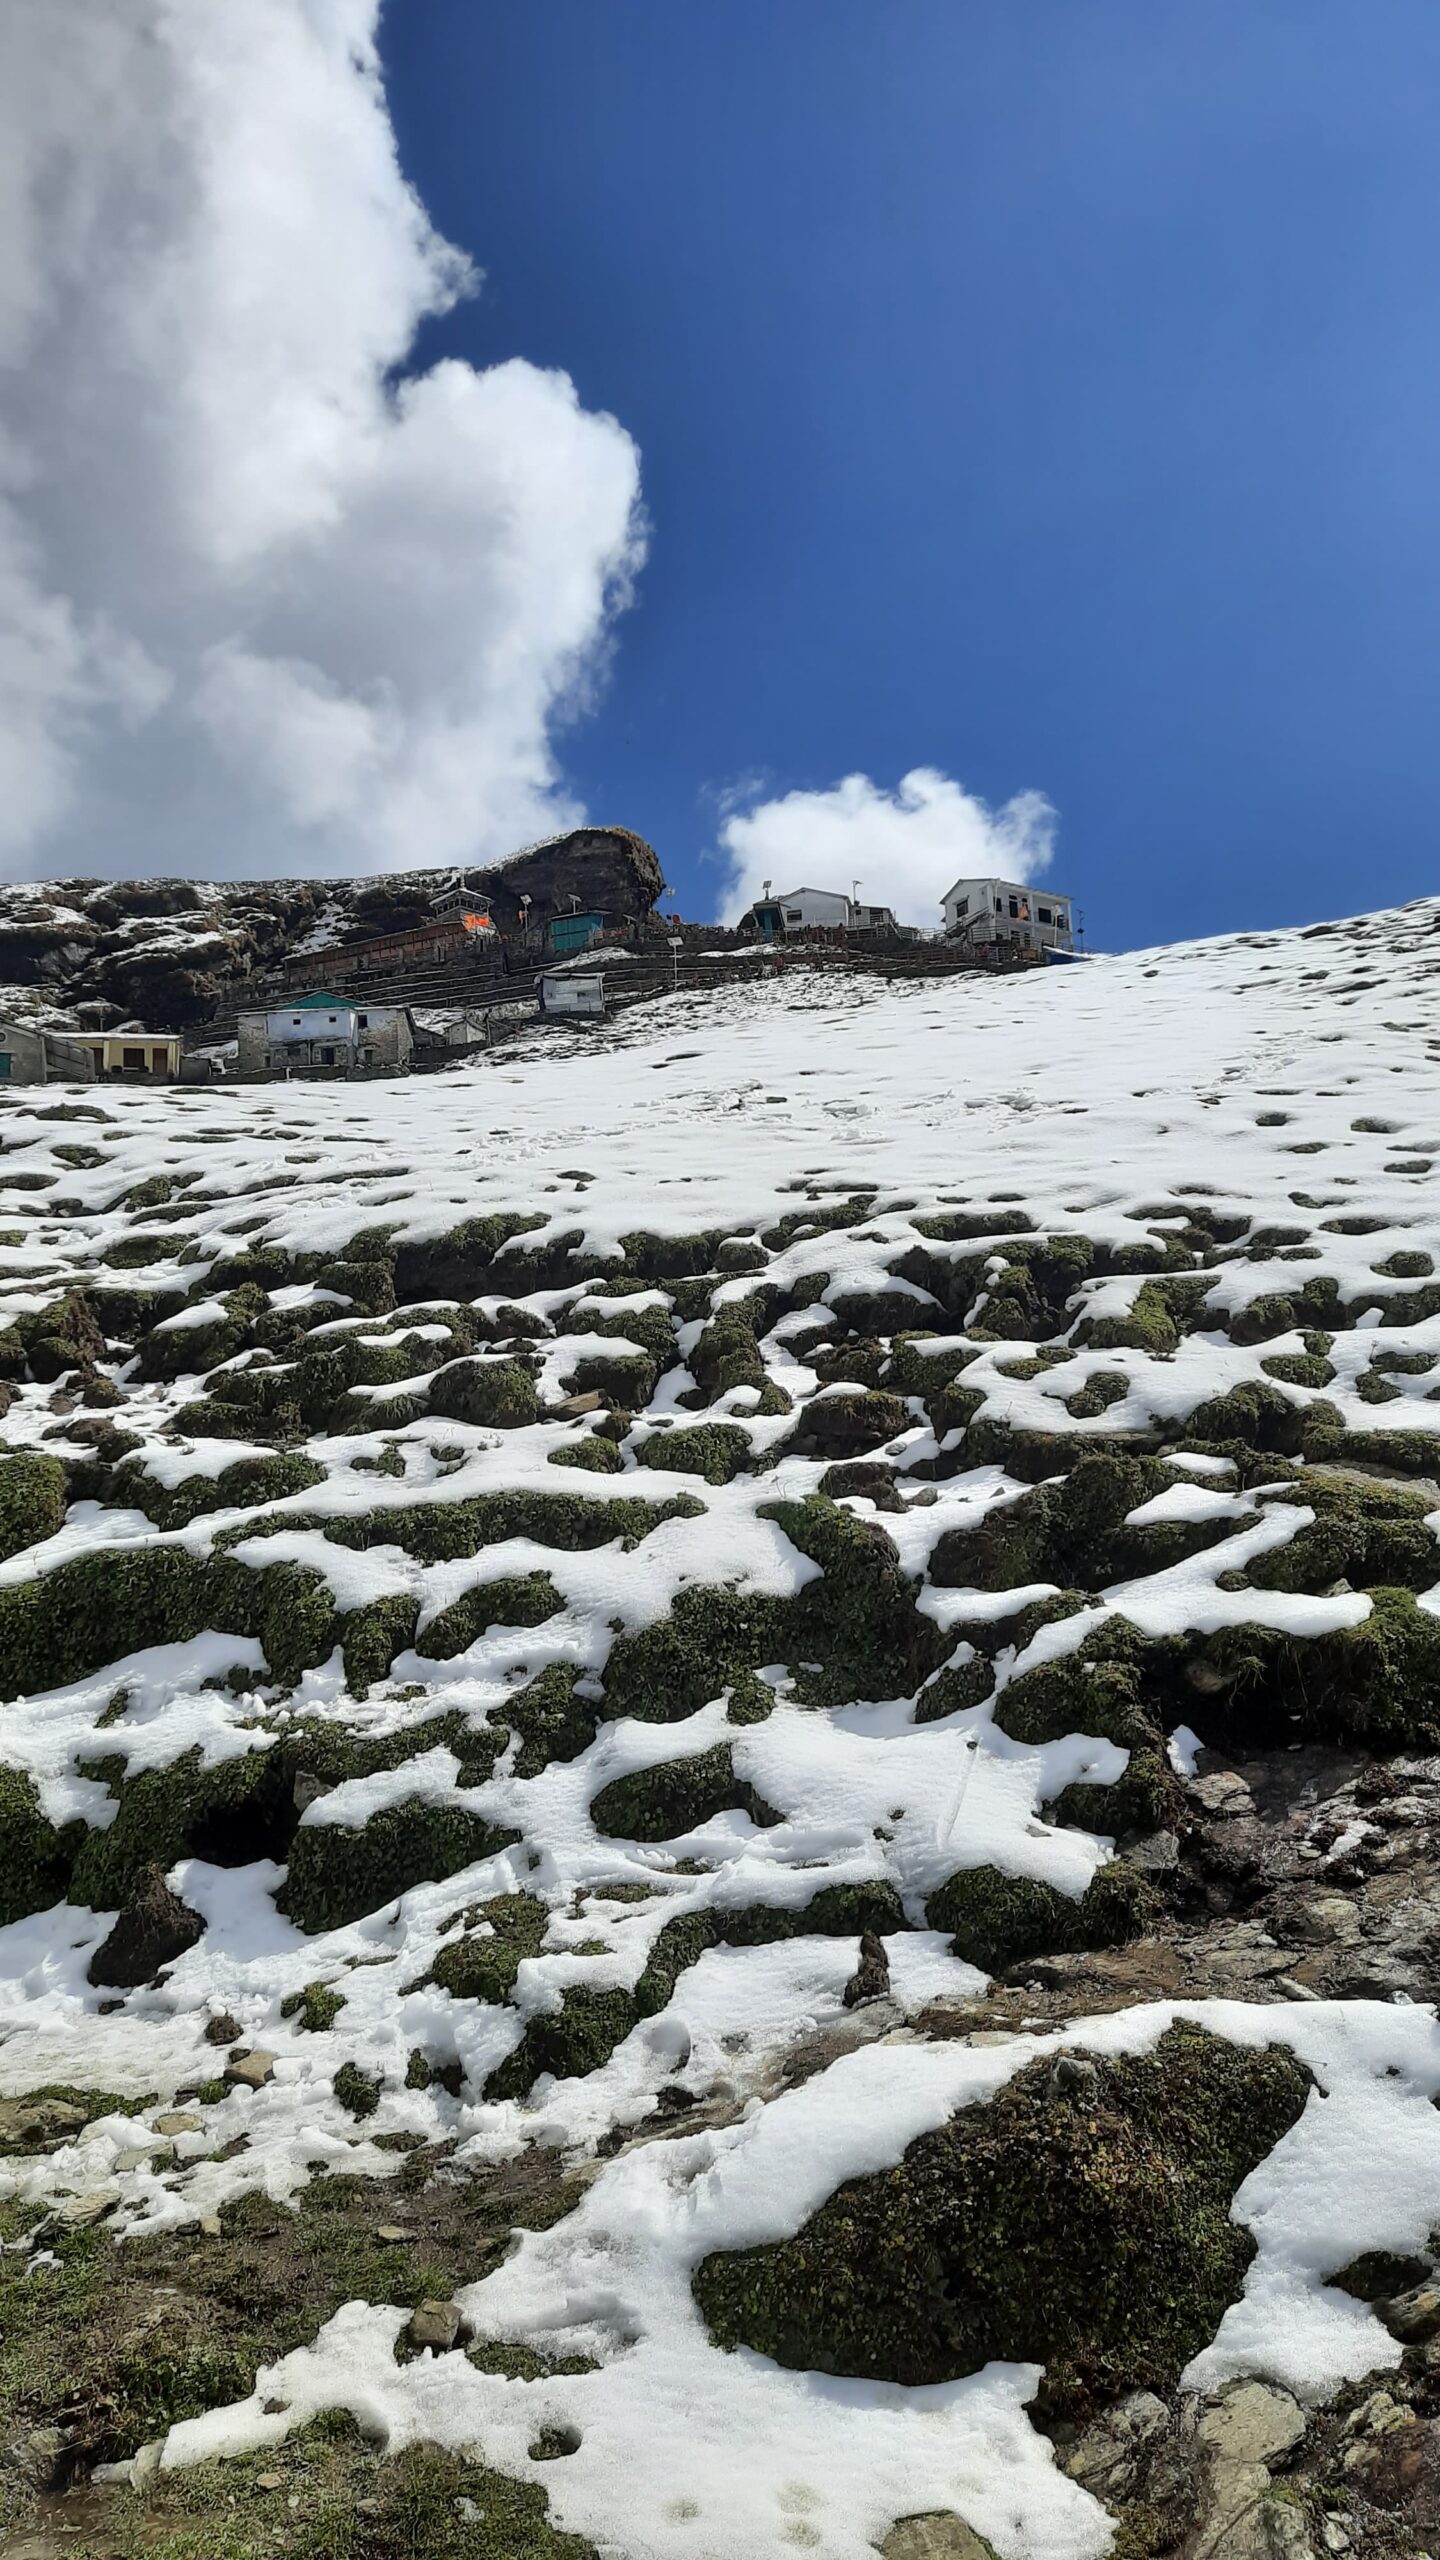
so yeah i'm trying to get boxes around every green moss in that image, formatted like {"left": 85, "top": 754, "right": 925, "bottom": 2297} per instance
{"left": 0, "top": 1766, "right": 83, "bottom": 1923}
{"left": 427, "top": 1358, "right": 538, "bottom": 1429}
{"left": 926, "top": 1858, "right": 1153, "bottom": 1973}
{"left": 131, "top": 1451, "right": 328, "bottom": 1531}
{"left": 692, "top": 2021, "right": 1311, "bottom": 2420}
{"left": 280, "top": 1982, "right": 346, "bottom": 2033}
{"left": 602, "top": 1493, "right": 939, "bottom": 1723}
{"left": 278, "top": 1798, "right": 518, "bottom": 1934}
{"left": 1076, "top": 1277, "right": 1196, "bottom": 1356}
{"left": 18, "top": 1289, "right": 107, "bottom": 1382}
{"left": 505, "top": 1665, "right": 600, "bottom": 1779}
{"left": 635, "top": 1423, "right": 753, "bottom": 1483}
{"left": 547, "top": 1436, "right": 624, "bottom": 1472}
{"left": 0, "top": 1545, "right": 344, "bottom": 1704}
{"left": 230, "top": 1487, "right": 699, "bottom": 1565}
{"left": 428, "top": 1893, "right": 548, "bottom": 2003}
{"left": 418, "top": 1572, "right": 560, "bottom": 1661}
{"left": 331, "top": 2061, "right": 381, "bottom": 2119}
{"left": 485, "top": 1985, "right": 638, "bottom": 2099}
{"left": 563, "top": 1348, "right": 658, "bottom": 1408}
{"left": 688, "top": 1309, "right": 769, "bottom": 1400}
{"left": 1259, "top": 1351, "right": 1335, "bottom": 1388}
{"left": 1065, "top": 1369, "right": 1130, "bottom": 1418}
{"left": 1248, "top": 1472, "right": 1440, "bottom": 1596}
{"left": 0, "top": 1450, "right": 67, "bottom": 1561}
{"left": 487, "top": 1882, "right": 908, "bottom": 2098}
{"left": 589, "top": 1744, "right": 779, "bottom": 1842}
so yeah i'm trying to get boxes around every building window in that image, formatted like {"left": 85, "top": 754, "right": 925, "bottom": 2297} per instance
{"left": 995, "top": 897, "right": 1003, "bottom": 912}
{"left": 1038, "top": 906, "right": 1052, "bottom": 925}
{"left": 123, "top": 1047, "right": 144, "bottom": 1070}
{"left": 1007, "top": 896, "right": 1019, "bottom": 918}
{"left": 320, "top": 1045, "right": 335, "bottom": 1065}
{"left": 358, "top": 1013, "right": 368, "bottom": 1027}
{"left": 956, "top": 896, "right": 969, "bottom": 916}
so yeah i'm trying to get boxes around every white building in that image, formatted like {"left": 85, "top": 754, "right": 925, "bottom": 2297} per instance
{"left": 738, "top": 884, "right": 899, "bottom": 939}
{"left": 940, "top": 877, "right": 1074, "bottom": 954}
{"left": 540, "top": 971, "right": 606, "bottom": 1016}
{"left": 236, "top": 992, "right": 414, "bottom": 1078}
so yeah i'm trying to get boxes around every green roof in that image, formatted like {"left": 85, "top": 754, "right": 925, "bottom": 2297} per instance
{"left": 286, "top": 991, "right": 355, "bottom": 1009}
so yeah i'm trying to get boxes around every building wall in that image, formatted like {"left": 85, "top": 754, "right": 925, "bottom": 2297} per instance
{"left": 944, "top": 877, "right": 1072, "bottom": 951}
{"left": 238, "top": 1007, "right": 412, "bottom": 1077}
{"left": 0, "top": 1023, "right": 50, "bottom": 1084}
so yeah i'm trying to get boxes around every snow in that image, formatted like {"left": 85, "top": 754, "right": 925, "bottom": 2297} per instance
{"left": 5, "top": 893, "right": 1440, "bottom": 2552}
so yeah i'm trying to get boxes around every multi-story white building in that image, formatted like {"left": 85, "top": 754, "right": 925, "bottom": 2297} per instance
{"left": 940, "top": 877, "right": 1074, "bottom": 954}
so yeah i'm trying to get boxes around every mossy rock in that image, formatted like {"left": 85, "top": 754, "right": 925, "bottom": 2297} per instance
{"left": 0, "top": 1451, "right": 67, "bottom": 1561}
{"left": 427, "top": 1358, "right": 538, "bottom": 1429}
{"left": 1248, "top": 1473, "right": 1440, "bottom": 1596}
{"left": 428, "top": 1893, "right": 548, "bottom": 2003}
{"left": 589, "top": 1744, "right": 781, "bottom": 1842}
{"left": 280, "top": 1981, "right": 346, "bottom": 2033}
{"left": 634, "top": 1423, "right": 753, "bottom": 1484}
{"left": 505, "top": 1664, "right": 600, "bottom": 1779}
{"left": 602, "top": 1493, "right": 940, "bottom": 1722}
{"left": 278, "top": 1798, "right": 518, "bottom": 1934}
{"left": 0, "top": 1766, "right": 84, "bottom": 1924}
{"left": 129, "top": 1451, "right": 327, "bottom": 1531}
{"left": 418, "top": 1571, "right": 561, "bottom": 1661}
{"left": 547, "top": 1436, "right": 624, "bottom": 1473}
{"left": 332, "top": 2061, "right": 382, "bottom": 2118}
{"left": 926, "top": 1858, "right": 1153, "bottom": 1974}
{"left": 930, "top": 1452, "right": 1226, "bottom": 1595}
{"left": 688, "top": 1310, "right": 769, "bottom": 1400}
{"left": 235, "top": 1486, "right": 699, "bottom": 1567}
{"left": 791, "top": 1388, "right": 911, "bottom": 1457}
{"left": 563, "top": 1348, "right": 659, "bottom": 1409}
{"left": 0, "top": 1546, "right": 340, "bottom": 1704}
{"left": 693, "top": 2022, "right": 1311, "bottom": 2419}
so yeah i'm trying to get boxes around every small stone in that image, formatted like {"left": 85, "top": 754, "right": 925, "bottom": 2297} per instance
{"left": 376, "top": 2224, "right": 408, "bottom": 2243}
{"left": 204, "top": 2012, "right": 241, "bottom": 2046}
{"left": 881, "top": 2516, "right": 999, "bottom": 2560}
{"left": 153, "top": 2111, "right": 204, "bottom": 2136}
{"left": 355, "top": 2499, "right": 383, "bottom": 2517}
{"left": 224, "top": 2049, "right": 276, "bottom": 2090}
{"left": 1343, "top": 2388, "right": 1404, "bottom": 2438}
{"left": 1292, "top": 1895, "right": 1362, "bottom": 1946}
{"left": 1189, "top": 1769, "right": 1253, "bottom": 1811}
{"left": 556, "top": 1391, "right": 604, "bottom": 1419}
{"left": 198, "top": 2213, "right": 222, "bottom": 2237}
{"left": 292, "top": 1770, "right": 332, "bottom": 1813}
{"left": 406, "top": 2298, "right": 463, "bottom": 2353}
{"left": 1377, "top": 2281, "right": 1440, "bottom": 2345}
{"left": 1049, "top": 2054, "right": 1100, "bottom": 2099}
{"left": 1125, "top": 1830, "right": 1180, "bottom": 1873}
{"left": 131, "top": 2439, "right": 164, "bottom": 2486}
{"left": 256, "top": 2471, "right": 284, "bottom": 2492}
{"left": 842, "top": 1931, "right": 891, "bottom": 2008}
{"left": 53, "top": 2186, "right": 120, "bottom": 2228}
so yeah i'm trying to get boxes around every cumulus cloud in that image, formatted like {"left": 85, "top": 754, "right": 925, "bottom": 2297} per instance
{"left": 0, "top": 0, "right": 644, "bottom": 878}
{"left": 715, "top": 767, "right": 1056, "bottom": 929}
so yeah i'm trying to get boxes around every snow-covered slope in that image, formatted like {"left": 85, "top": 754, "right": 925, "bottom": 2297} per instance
{"left": 4, "top": 899, "right": 1440, "bottom": 2557}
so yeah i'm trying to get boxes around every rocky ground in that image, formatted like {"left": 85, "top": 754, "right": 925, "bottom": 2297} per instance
{"left": 1, "top": 902, "right": 1440, "bottom": 2557}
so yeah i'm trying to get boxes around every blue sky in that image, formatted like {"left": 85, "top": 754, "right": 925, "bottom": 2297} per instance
{"left": 379, "top": 1, "right": 1440, "bottom": 949}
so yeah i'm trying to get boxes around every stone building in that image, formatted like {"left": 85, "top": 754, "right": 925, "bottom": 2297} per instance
{"left": 236, "top": 992, "right": 413, "bottom": 1079}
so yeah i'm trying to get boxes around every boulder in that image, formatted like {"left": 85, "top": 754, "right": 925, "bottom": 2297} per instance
{"left": 86, "top": 1866, "right": 205, "bottom": 1988}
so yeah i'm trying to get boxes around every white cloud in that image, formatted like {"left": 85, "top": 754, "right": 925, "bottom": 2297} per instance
{"left": 715, "top": 767, "right": 1056, "bottom": 929}
{"left": 0, "top": 0, "right": 644, "bottom": 878}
